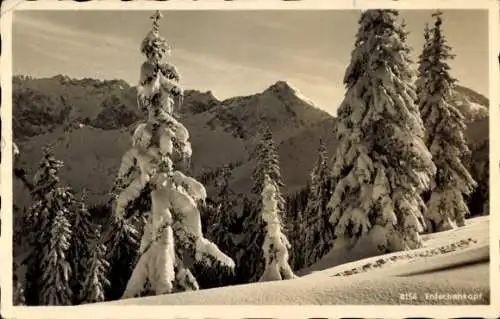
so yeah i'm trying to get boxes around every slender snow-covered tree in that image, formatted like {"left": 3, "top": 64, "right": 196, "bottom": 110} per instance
{"left": 24, "top": 148, "right": 75, "bottom": 305}
{"left": 237, "top": 128, "right": 287, "bottom": 283}
{"left": 39, "top": 202, "right": 74, "bottom": 305}
{"left": 327, "top": 10, "right": 436, "bottom": 253}
{"left": 79, "top": 226, "right": 109, "bottom": 304}
{"left": 302, "top": 140, "right": 333, "bottom": 267}
{"left": 259, "top": 174, "right": 296, "bottom": 282}
{"left": 251, "top": 127, "right": 286, "bottom": 213}
{"left": 417, "top": 11, "right": 477, "bottom": 231}
{"left": 112, "top": 11, "right": 234, "bottom": 299}
{"left": 68, "top": 192, "right": 94, "bottom": 303}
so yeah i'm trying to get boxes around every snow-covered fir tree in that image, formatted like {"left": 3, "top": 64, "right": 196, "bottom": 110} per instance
{"left": 251, "top": 126, "right": 286, "bottom": 214}
{"left": 68, "top": 192, "right": 94, "bottom": 303}
{"left": 327, "top": 10, "right": 436, "bottom": 253}
{"left": 237, "top": 127, "right": 287, "bottom": 283}
{"left": 30, "top": 148, "right": 64, "bottom": 203}
{"left": 112, "top": 11, "right": 234, "bottom": 299}
{"left": 302, "top": 140, "right": 333, "bottom": 268}
{"left": 24, "top": 148, "right": 76, "bottom": 305}
{"left": 259, "top": 174, "right": 296, "bottom": 282}
{"left": 79, "top": 226, "right": 110, "bottom": 304}
{"left": 417, "top": 11, "right": 477, "bottom": 231}
{"left": 39, "top": 202, "right": 74, "bottom": 305}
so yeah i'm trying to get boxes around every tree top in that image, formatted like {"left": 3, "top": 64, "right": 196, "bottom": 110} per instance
{"left": 431, "top": 10, "right": 443, "bottom": 18}
{"left": 150, "top": 10, "right": 163, "bottom": 24}
{"left": 150, "top": 10, "right": 163, "bottom": 34}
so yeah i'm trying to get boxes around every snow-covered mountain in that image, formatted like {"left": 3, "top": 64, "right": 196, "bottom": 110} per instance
{"left": 12, "top": 76, "right": 489, "bottom": 214}
{"left": 13, "top": 76, "right": 330, "bottom": 208}
{"left": 206, "top": 80, "right": 331, "bottom": 143}
{"left": 12, "top": 75, "right": 223, "bottom": 139}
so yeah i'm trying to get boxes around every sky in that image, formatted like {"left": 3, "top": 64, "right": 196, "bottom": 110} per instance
{"left": 12, "top": 9, "right": 489, "bottom": 115}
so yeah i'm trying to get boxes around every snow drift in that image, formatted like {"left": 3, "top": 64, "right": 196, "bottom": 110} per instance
{"left": 97, "top": 216, "right": 489, "bottom": 305}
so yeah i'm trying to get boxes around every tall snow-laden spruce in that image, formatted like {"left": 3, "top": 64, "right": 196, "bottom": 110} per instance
{"left": 237, "top": 127, "right": 291, "bottom": 283}
{"left": 68, "top": 192, "right": 94, "bottom": 303}
{"left": 327, "top": 10, "right": 436, "bottom": 252}
{"left": 113, "top": 11, "right": 234, "bottom": 299}
{"left": 251, "top": 127, "right": 286, "bottom": 213}
{"left": 303, "top": 140, "right": 333, "bottom": 267}
{"left": 417, "top": 11, "right": 477, "bottom": 231}
{"left": 259, "top": 174, "right": 296, "bottom": 282}
{"left": 39, "top": 202, "right": 73, "bottom": 305}
{"left": 24, "top": 148, "right": 74, "bottom": 305}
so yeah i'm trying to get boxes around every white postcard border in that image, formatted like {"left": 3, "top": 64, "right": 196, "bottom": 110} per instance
{"left": 1, "top": 0, "right": 498, "bottom": 318}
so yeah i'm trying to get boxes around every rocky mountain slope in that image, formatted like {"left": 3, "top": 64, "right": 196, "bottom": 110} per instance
{"left": 12, "top": 76, "right": 489, "bottom": 217}
{"left": 13, "top": 76, "right": 331, "bottom": 208}
{"left": 452, "top": 85, "right": 489, "bottom": 124}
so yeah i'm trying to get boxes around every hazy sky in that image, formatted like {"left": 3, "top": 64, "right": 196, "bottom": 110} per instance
{"left": 13, "top": 10, "right": 489, "bottom": 115}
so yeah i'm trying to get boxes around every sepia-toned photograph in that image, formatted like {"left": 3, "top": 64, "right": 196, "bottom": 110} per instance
{"left": 1, "top": 0, "right": 497, "bottom": 317}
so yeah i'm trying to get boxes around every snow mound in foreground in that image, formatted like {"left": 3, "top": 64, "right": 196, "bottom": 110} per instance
{"left": 302, "top": 215, "right": 489, "bottom": 278}
{"left": 96, "top": 216, "right": 488, "bottom": 305}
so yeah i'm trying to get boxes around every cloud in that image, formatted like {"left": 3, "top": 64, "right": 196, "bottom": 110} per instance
{"left": 13, "top": 12, "right": 141, "bottom": 80}
{"left": 13, "top": 12, "right": 137, "bottom": 71}
{"left": 14, "top": 12, "right": 131, "bottom": 50}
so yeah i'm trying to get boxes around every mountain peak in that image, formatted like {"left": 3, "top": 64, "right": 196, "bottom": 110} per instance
{"left": 263, "top": 80, "right": 322, "bottom": 112}
{"left": 267, "top": 80, "right": 295, "bottom": 93}
{"left": 179, "top": 89, "right": 220, "bottom": 115}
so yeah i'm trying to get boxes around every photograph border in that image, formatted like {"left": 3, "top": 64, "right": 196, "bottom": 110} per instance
{"left": 1, "top": 0, "right": 499, "bottom": 318}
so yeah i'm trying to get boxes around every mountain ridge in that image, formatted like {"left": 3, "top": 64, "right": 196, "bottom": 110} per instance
{"left": 13, "top": 75, "right": 489, "bottom": 217}
{"left": 12, "top": 75, "right": 332, "bottom": 208}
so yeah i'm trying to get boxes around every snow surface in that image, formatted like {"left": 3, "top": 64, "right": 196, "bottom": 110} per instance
{"left": 284, "top": 82, "right": 321, "bottom": 110}
{"left": 98, "top": 216, "right": 489, "bottom": 305}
